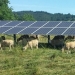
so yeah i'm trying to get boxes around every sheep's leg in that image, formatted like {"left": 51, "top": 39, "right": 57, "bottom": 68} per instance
{"left": 67, "top": 47, "right": 71, "bottom": 54}
{"left": 9, "top": 45, "right": 11, "bottom": 51}
{"left": 30, "top": 45, "right": 33, "bottom": 50}
{"left": 68, "top": 50, "right": 71, "bottom": 54}
{"left": 61, "top": 47, "right": 64, "bottom": 53}
{"left": 30, "top": 46, "right": 33, "bottom": 50}
{"left": 73, "top": 47, "right": 75, "bottom": 52}
{"left": 54, "top": 45, "right": 56, "bottom": 49}
{"left": 0, "top": 47, "right": 2, "bottom": 50}
{"left": 36, "top": 45, "right": 38, "bottom": 49}
{"left": 11, "top": 45, "right": 13, "bottom": 49}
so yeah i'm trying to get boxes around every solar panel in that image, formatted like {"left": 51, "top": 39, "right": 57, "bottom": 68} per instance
{"left": 63, "top": 28, "right": 75, "bottom": 35}
{"left": 57, "top": 21, "right": 73, "bottom": 27}
{"left": 2, "top": 21, "right": 24, "bottom": 34}
{"left": 29, "top": 21, "right": 47, "bottom": 27}
{"left": 17, "top": 21, "right": 34, "bottom": 27}
{"left": 48, "top": 28, "right": 67, "bottom": 35}
{"left": 0, "top": 27, "right": 11, "bottom": 33}
{"left": 3, "top": 27, "right": 24, "bottom": 34}
{"left": 71, "top": 22, "right": 75, "bottom": 27}
{"left": 0, "top": 21, "right": 75, "bottom": 35}
{"left": 19, "top": 28, "right": 38, "bottom": 34}
{"left": 33, "top": 28, "right": 52, "bottom": 34}
{"left": 5, "top": 21, "right": 22, "bottom": 26}
{"left": 0, "top": 21, "right": 12, "bottom": 27}
{"left": 43, "top": 21, "right": 60, "bottom": 27}
{"left": 16, "top": 21, "right": 37, "bottom": 34}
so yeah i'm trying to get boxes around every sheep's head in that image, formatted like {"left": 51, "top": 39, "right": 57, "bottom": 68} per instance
{"left": 23, "top": 44, "right": 28, "bottom": 50}
{"left": 23, "top": 47, "right": 26, "bottom": 50}
{"left": 61, "top": 47, "right": 64, "bottom": 53}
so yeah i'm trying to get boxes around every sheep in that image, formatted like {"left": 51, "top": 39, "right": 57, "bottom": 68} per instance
{"left": 65, "top": 36, "right": 74, "bottom": 41}
{"left": 17, "top": 35, "right": 29, "bottom": 44}
{"left": 0, "top": 39, "right": 14, "bottom": 51}
{"left": 50, "top": 39, "right": 64, "bottom": 49}
{"left": 49, "top": 35, "right": 65, "bottom": 49}
{"left": 1, "top": 36, "right": 6, "bottom": 40}
{"left": 53, "top": 35, "right": 65, "bottom": 40}
{"left": 23, "top": 39, "right": 38, "bottom": 50}
{"left": 62, "top": 41, "right": 75, "bottom": 53}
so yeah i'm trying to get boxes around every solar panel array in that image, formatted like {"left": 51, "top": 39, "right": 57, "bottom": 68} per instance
{"left": 0, "top": 21, "right": 75, "bottom": 35}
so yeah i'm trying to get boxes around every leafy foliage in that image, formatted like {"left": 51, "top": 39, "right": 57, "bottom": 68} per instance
{"left": 0, "top": 0, "right": 15, "bottom": 20}
{"left": 20, "top": 13, "right": 35, "bottom": 21}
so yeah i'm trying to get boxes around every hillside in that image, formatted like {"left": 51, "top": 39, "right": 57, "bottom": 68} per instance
{"left": 13, "top": 11, "right": 75, "bottom": 21}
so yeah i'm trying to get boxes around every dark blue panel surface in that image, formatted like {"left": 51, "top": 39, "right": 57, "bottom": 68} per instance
{"left": 30, "top": 21, "right": 47, "bottom": 27}
{"left": 0, "top": 21, "right": 75, "bottom": 35}
{"left": 44, "top": 21, "right": 60, "bottom": 27}
{"left": 64, "top": 28, "right": 75, "bottom": 35}
{"left": 49, "top": 28, "right": 66, "bottom": 35}
{"left": 17, "top": 21, "right": 34, "bottom": 27}
{"left": 71, "top": 22, "right": 75, "bottom": 27}
{"left": 4, "top": 27, "right": 25, "bottom": 34}
{"left": 19, "top": 28, "right": 38, "bottom": 34}
{"left": 0, "top": 27, "right": 11, "bottom": 33}
{"left": 5, "top": 21, "right": 22, "bottom": 26}
{"left": 57, "top": 21, "right": 73, "bottom": 27}
{"left": 34, "top": 28, "right": 52, "bottom": 34}
{"left": 0, "top": 21, "right": 11, "bottom": 26}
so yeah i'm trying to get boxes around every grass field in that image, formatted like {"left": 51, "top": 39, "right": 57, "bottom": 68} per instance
{"left": 0, "top": 47, "right": 75, "bottom": 75}
{"left": 0, "top": 34, "right": 75, "bottom": 75}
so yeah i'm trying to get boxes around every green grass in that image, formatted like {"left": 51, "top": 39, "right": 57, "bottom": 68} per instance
{"left": 0, "top": 47, "right": 75, "bottom": 75}
{"left": 0, "top": 34, "right": 75, "bottom": 75}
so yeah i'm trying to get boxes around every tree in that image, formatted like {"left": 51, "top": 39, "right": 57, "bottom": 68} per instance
{"left": 22, "top": 13, "right": 35, "bottom": 21}
{"left": 0, "top": 0, "right": 15, "bottom": 20}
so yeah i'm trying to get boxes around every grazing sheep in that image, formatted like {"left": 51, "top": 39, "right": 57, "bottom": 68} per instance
{"left": 23, "top": 39, "right": 38, "bottom": 50}
{"left": 49, "top": 35, "right": 65, "bottom": 49}
{"left": 50, "top": 39, "right": 64, "bottom": 49}
{"left": 65, "top": 36, "right": 74, "bottom": 41}
{"left": 1, "top": 36, "right": 6, "bottom": 40}
{"left": 0, "top": 39, "right": 14, "bottom": 50}
{"left": 62, "top": 41, "right": 75, "bottom": 53}
{"left": 17, "top": 35, "right": 29, "bottom": 44}
{"left": 53, "top": 35, "right": 65, "bottom": 40}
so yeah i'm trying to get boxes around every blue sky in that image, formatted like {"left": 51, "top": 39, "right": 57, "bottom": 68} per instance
{"left": 9, "top": 0, "right": 75, "bottom": 15}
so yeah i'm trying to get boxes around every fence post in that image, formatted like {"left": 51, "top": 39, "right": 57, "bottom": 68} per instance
{"left": 13, "top": 34, "right": 16, "bottom": 46}
{"left": 48, "top": 35, "right": 50, "bottom": 47}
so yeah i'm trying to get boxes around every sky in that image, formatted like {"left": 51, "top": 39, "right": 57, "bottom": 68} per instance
{"left": 9, "top": 0, "right": 75, "bottom": 15}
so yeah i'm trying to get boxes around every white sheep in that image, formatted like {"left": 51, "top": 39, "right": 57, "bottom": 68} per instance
{"left": 62, "top": 41, "right": 75, "bottom": 53}
{"left": 0, "top": 39, "right": 14, "bottom": 51}
{"left": 23, "top": 39, "right": 38, "bottom": 50}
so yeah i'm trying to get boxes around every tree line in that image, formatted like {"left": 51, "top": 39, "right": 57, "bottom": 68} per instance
{"left": 13, "top": 11, "right": 75, "bottom": 21}
{"left": 0, "top": 0, "right": 75, "bottom": 21}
